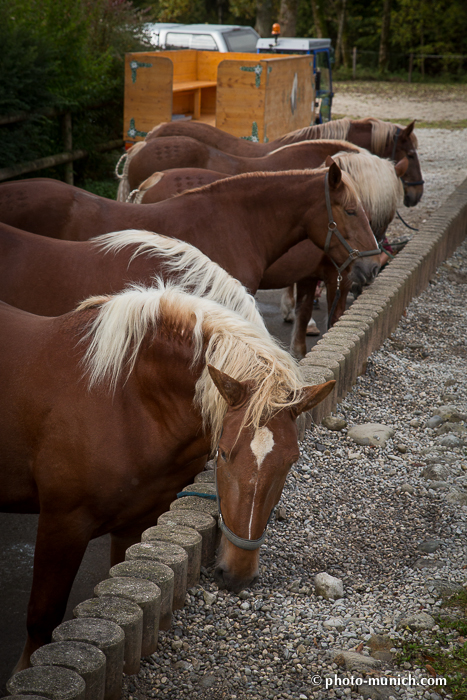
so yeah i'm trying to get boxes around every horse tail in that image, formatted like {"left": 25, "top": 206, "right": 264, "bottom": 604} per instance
{"left": 116, "top": 142, "right": 146, "bottom": 202}
{"left": 145, "top": 122, "right": 169, "bottom": 140}
{"left": 127, "top": 188, "right": 142, "bottom": 204}
{"left": 127, "top": 172, "right": 164, "bottom": 204}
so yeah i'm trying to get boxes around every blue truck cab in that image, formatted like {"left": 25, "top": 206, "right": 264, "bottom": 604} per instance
{"left": 256, "top": 36, "right": 333, "bottom": 123}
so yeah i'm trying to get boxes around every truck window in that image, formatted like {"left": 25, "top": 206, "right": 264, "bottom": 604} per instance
{"left": 224, "top": 30, "right": 258, "bottom": 53}
{"left": 165, "top": 32, "right": 218, "bottom": 51}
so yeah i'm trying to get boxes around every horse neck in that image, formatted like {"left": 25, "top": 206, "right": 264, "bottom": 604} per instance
{"left": 275, "top": 125, "right": 320, "bottom": 145}
{"left": 346, "top": 120, "right": 374, "bottom": 152}
{"left": 133, "top": 332, "right": 212, "bottom": 464}
{"left": 159, "top": 172, "right": 325, "bottom": 292}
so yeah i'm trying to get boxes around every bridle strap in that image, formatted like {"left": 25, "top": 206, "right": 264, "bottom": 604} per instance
{"left": 177, "top": 441, "right": 275, "bottom": 551}
{"left": 214, "top": 451, "right": 274, "bottom": 551}
{"left": 323, "top": 171, "right": 380, "bottom": 278}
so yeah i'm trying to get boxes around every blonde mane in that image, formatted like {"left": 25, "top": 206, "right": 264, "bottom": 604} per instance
{"left": 279, "top": 119, "right": 352, "bottom": 144}
{"left": 268, "top": 138, "right": 362, "bottom": 157}
{"left": 369, "top": 118, "right": 418, "bottom": 155}
{"left": 323, "top": 151, "right": 403, "bottom": 237}
{"left": 91, "top": 230, "right": 265, "bottom": 330}
{"left": 279, "top": 117, "right": 418, "bottom": 154}
{"left": 79, "top": 281, "right": 306, "bottom": 448}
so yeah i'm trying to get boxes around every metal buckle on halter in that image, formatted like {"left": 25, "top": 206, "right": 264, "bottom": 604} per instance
{"left": 328, "top": 220, "right": 338, "bottom": 231}
{"left": 349, "top": 249, "right": 360, "bottom": 261}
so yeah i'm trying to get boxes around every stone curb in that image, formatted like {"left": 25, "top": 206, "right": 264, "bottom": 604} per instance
{"left": 307, "top": 177, "right": 467, "bottom": 424}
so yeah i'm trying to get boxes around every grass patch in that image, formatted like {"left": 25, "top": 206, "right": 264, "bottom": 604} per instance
{"left": 396, "top": 590, "right": 467, "bottom": 699}
{"left": 81, "top": 178, "right": 119, "bottom": 200}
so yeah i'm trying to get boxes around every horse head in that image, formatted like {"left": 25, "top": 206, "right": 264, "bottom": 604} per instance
{"left": 392, "top": 121, "right": 424, "bottom": 207}
{"left": 315, "top": 160, "right": 381, "bottom": 293}
{"left": 208, "top": 365, "right": 335, "bottom": 592}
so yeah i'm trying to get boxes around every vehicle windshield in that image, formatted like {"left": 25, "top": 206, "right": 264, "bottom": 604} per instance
{"left": 224, "top": 29, "right": 258, "bottom": 52}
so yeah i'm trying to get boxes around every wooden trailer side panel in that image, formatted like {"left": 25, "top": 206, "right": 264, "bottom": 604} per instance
{"left": 215, "top": 59, "right": 268, "bottom": 142}
{"left": 124, "top": 54, "right": 173, "bottom": 141}
{"left": 263, "top": 56, "right": 315, "bottom": 142}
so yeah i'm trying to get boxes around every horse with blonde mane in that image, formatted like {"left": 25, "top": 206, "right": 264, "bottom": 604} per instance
{"left": 0, "top": 164, "right": 381, "bottom": 296}
{"left": 117, "top": 136, "right": 362, "bottom": 201}
{"left": 0, "top": 279, "right": 335, "bottom": 671}
{"left": 124, "top": 152, "right": 407, "bottom": 356}
{"left": 0, "top": 225, "right": 263, "bottom": 325}
{"left": 142, "top": 117, "right": 423, "bottom": 206}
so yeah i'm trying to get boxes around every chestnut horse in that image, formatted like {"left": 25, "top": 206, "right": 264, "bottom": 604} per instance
{"left": 1, "top": 280, "right": 335, "bottom": 670}
{"left": 117, "top": 137, "right": 362, "bottom": 200}
{"left": 0, "top": 165, "right": 381, "bottom": 295}
{"left": 0, "top": 225, "right": 264, "bottom": 323}
{"left": 143, "top": 117, "right": 423, "bottom": 206}
{"left": 125, "top": 152, "right": 407, "bottom": 356}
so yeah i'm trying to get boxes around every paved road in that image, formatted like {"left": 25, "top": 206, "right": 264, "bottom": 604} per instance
{"left": 0, "top": 289, "right": 328, "bottom": 692}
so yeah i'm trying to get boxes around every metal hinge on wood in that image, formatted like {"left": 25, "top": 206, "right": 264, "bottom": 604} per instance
{"left": 240, "top": 64, "right": 263, "bottom": 88}
{"left": 127, "top": 118, "right": 147, "bottom": 139}
{"left": 130, "top": 60, "right": 153, "bottom": 83}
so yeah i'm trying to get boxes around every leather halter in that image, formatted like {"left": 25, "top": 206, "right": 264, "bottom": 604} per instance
{"left": 391, "top": 127, "right": 425, "bottom": 188}
{"left": 215, "top": 448, "right": 275, "bottom": 551}
{"left": 323, "top": 171, "right": 380, "bottom": 278}
{"left": 177, "top": 439, "right": 275, "bottom": 551}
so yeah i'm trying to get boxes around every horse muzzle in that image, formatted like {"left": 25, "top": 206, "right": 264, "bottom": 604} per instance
{"left": 403, "top": 182, "right": 424, "bottom": 207}
{"left": 214, "top": 538, "right": 260, "bottom": 592}
{"left": 351, "top": 257, "right": 380, "bottom": 286}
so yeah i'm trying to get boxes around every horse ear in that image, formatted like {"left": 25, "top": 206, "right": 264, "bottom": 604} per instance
{"left": 394, "top": 157, "right": 408, "bottom": 178}
{"left": 327, "top": 161, "right": 342, "bottom": 189}
{"left": 291, "top": 380, "right": 336, "bottom": 418}
{"left": 401, "top": 120, "right": 415, "bottom": 138}
{"left": 325, "top": 155, "right": 335, "bottom": 168}
{"left": 207, "top": 365, "right": 250, "bottom": 408}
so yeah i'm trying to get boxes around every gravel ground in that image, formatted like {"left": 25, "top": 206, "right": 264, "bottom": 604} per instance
{"left": 332, "top": 83, "right": 467, "bottom": 123}
{"left": 121, "top": 130, "right": 467, "bottom": 700}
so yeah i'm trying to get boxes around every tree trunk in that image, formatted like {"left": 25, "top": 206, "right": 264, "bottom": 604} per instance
{"left": 334, "top": 0, "right": 347, "bottom": 69}
{"left": 310, "top": 0, "right": 328, "bottom": 38}
{"left": 279, "top": 0, "right": 298, "bottom": 37}
{"left": 378, "top": 0, "right": 391, "bottom": 72}
{"left": 255, "top": 0, "right": 273, "bottom": 37}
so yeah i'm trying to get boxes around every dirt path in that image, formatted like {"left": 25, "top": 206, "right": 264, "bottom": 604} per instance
{"left": 332, "top": 81, "right": 467, "bottom": 124}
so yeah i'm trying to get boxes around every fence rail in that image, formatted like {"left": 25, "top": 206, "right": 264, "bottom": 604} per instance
{"left": 0, "top": 102, "right": 123, "bottom": 184}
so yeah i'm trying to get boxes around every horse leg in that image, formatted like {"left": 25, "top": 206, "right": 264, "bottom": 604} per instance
{"left": 290, "top": 278, "right": 318, "bottom": 358}
{"left": 14, "top": 511, "right": 91, "bottom": 673}
{"left": 280, "top": 285, "right": 296, "bottom": 322}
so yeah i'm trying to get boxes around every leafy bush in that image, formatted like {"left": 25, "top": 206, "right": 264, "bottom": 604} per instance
{"left": 0, "top": 0, "right": 151, "bottom": 174}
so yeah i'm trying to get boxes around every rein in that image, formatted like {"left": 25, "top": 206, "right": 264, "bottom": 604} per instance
{"left": 177, "top": 440, "right": 275, "bottom": 551}
{"left": 323, "top": 171, "right": 380, "bottom": 329}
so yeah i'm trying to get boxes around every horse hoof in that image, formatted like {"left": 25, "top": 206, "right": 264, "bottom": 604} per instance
{"left": 306, "top": 321, "right": 320, "bottom": 336}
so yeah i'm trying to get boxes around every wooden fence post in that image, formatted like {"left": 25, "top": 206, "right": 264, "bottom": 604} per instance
{"left": 408, "top": 53, "right": 413, "bottom": 83}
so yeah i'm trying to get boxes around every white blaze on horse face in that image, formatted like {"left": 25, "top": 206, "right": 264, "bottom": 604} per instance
{"left": 248, "top": 426, "right": 275, "bottom": 538}
{"left": 250, "top": 426, "right": 275, "bottom": 468}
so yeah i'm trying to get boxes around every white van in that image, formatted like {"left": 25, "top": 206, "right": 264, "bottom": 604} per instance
{"left": 143, "top": 23, "right": 260, "bottom": 53}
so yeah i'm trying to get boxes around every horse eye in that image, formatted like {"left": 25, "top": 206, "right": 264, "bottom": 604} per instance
{"left": 345, "top": 209, "right": 357, "bottom": 216}
{"left": 219, "top": 450, "right": 227, "bottom": 461}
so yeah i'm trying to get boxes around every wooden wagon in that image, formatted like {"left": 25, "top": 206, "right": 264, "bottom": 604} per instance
{"left": 124, "top": 49, "right": 316, "bottom": 146}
